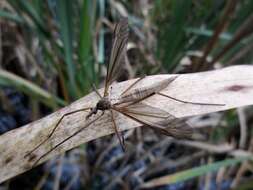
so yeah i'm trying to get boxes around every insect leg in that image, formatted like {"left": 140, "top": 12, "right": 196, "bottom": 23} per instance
{"left": 122, "top": 133, "right": 125, "bottom": 146}
{"left": 120, "top": 76, "right": 146, "bottom": 96}
{"left": 157, "top": 92, "right": 225, "bottom": 106}
{"left": 110, "top": 110, "right": 125, "bottom": 151}
{"left": 92, "top": 84, "right": 103, "bottom": 98}
{"left": 31, "top": 113, "right": 104, "bottom": 167}
{"left": 24, "top": 107, "right": 91, "bottom": 158}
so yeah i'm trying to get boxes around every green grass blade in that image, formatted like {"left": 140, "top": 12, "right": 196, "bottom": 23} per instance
{"left": 78, "top": 0, "right": 93, "bottom": 93}
{"left": 186, "top": 27, "right": 232, "bottom": 41}
{"left": 0, "top": 70, "right": 66, "bottom": 108}
{"left": 142, "top": 156, "right": 253, "bottom": 188}
{"left": 79, "top": 0, "right": 91, "bottom": 66}
{"left": 0, "top": 10, "right": 24, "bottom": 23}
{"left": 55, "top": 0, "right": 78, "bottom": 98}
{"left": 98, "top": 0, "right": 105, "bottom": 64}
{"left": 11, "top": 0, "right": 50, "bottom": 38}
{"left": 155, "top": 0, "right": 192, "bottom": 71}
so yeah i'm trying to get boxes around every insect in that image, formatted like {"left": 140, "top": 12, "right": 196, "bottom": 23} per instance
{"left": 25, "top": 18, "right": 224, "bottom": 166}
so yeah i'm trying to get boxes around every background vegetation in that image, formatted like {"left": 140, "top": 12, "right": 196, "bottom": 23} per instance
{"left": 0, "top": 0, "right": 253, "bottom": 189}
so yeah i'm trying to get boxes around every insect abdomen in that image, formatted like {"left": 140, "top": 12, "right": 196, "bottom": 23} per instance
{"left": 117, "top": 77, "right": 177, "bottom": 104}
{"left": 118, "top": 87, "right": 156, "bottom": 104}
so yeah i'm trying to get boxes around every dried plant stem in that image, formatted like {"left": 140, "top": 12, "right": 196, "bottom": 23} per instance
{"left": 1, "top": 65, "right": 253, "bottom": 183}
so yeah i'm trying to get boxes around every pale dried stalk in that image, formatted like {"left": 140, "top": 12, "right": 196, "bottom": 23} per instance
{"left": 1, "top": 65, "right": 253, "bottom": 183}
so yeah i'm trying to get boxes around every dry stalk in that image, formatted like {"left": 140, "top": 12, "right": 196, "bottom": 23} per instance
{"left": 1, "top": 65, "right": 253, "bottom": 183}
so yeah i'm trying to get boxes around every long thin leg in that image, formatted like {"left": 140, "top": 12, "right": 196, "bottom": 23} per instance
{"left": 24, "top": 108, "right": 91, "bottom": 158}
{"left": 110, "top": 110, "right": 125, "bottom": 151}
{"left": 31, "top": 113, "right": 104, "bottom": 167}
{"left": 92, "top": 84, "right": 103, "bottom": 98}
{"left": 120, "top": 76, "right": 146, "bottom": 96}
{"left": 121, "top": 131, "right": 125, "bottom": 147}
{"left": 157, "top": 92, "right": 225, "bottom": 106}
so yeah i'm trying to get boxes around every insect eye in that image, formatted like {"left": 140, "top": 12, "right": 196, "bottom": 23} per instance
{"left": 96, "top": 102, "right": 102, "bottom": 109}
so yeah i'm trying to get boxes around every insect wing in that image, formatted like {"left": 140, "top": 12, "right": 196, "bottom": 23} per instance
{"left": 115, "top": 103, "right": 193, "bottom": 139}
{"left": 104, "top": 18, "right": 129, "bottom": 96}
{"left": 117, "top": 76, "right": 178, "bottom": 105}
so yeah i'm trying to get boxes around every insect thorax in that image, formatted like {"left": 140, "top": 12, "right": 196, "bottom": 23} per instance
{"left": 96, "top": 97, "right": 111, "bottom": 111}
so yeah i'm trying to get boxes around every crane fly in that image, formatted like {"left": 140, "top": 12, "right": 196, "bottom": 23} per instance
{"left": 25, "top": 18, "right": 224, "bottom": 167}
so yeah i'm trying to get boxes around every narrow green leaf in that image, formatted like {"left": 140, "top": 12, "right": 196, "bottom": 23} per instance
{"left": 156, "top": 0, "right": 192, "bottom": 71}
{"left": 15, "top": 0, "right": 50, "bottom": 38}
{"left": 0, "top": 70, "right": 66, "bottom": 108}
{"left": 79, "top": 0, "right": 91, "bottom": 65}
{"left": 56, "top": 0, "right": 78, "bottom": 98}
{"left": 142, "top": 156, "right": 253, "bottom": 188}
{"left": 78, "top": 0, "right": 93, "bottom": 93}
{"left": 0, "top": 10, "right": 24, "bottom": 23}
{"left": 98, "top": 0, "right": 105, "bottom": 64}
{"left": 186, "top": 27, "right": 232, "bottom": 41}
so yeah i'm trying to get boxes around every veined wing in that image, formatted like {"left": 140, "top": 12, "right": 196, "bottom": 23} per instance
{"left": 114, "top": 102, "right": 193, "bottom": 139}
{"left": 104, "top": 18, "right": 129, "bottom": 97}
{"left": 116, "top": 76, "right": 178, "bottom": 105}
